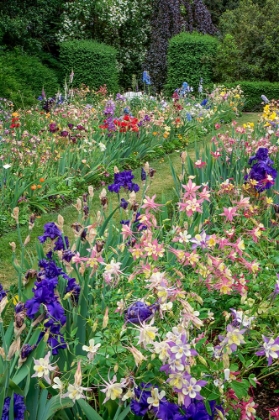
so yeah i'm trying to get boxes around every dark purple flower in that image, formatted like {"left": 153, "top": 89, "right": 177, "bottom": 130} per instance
{"left": 65, "top": 277, "right": 81, "bottom": 304}
{"left": 21, "top": 344, "right": 36, "bottom": 360}
{"left": 49, "top": 123, "right": 59, "bottom": 133}
{"left": 2, "top": 394, "right": 26, "bottom": 420}
{"left": 60, "top": 130, "right": 69, "bottom": 137}
{"left": 108, "top": 170, "right": 140, "bottom": 194}
{"left": 54, "top": 236, "right": 69, "bottom": 251}
{"left": 15, "top": 302, "right": 25, "bottom": 313}
{"left": 153, "top": 400, "right": 180, "bottom": 420}
{"left": 62, "top": 249, "right": 75, "bottom": 263}
{"left": 130, "top": 383, "right": 152, "bottom": 416}
{"left": 38, "top": 222, "right": 62, "bottom": 243}
{"left": 125, "top": 301, "right": 157, "bottom": 324}
{"left": 68, "top": 123, "right": 74, "bottom": 129}
{"left": 173, "top": 400, "right": 222, "bottom": 420}
{"left": 0, "top": 283, "right": 7, "bottom": 302}
{"left": 246, "top": 148, "right": 277, "bottom": 192}
{"left": 76, "top": 124, "right": 85, "bottom": 130}
{"left": 141, "top": 168, "right": 147, "bottom": 181}
{"left": 120, "top": 198, "right": 129, "bottom": 209}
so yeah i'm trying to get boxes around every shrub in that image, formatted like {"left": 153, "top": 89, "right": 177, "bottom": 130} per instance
{"left": 59, "top": 40, "right": 119, "bottom": 92}
{"left": 222, "top": 81, "right": 279, "bottom": 111}
{"left": 165, "top": 32, "right": 219, "bottom": 95}
{"left": 0, "top": 50, "right": 59, "bottom": 108}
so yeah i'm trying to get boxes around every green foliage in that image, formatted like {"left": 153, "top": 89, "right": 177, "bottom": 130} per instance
{"left": 218, "top": 0, "right": 279, "bottom": 82}
{"left": 0, "top": 50, "right": 59, "bottom": 107}
{"left": 222, "top": 81, "right": 279, "bottom": 111}
{"left": 165, "top": 32, "right": 219, "bottom": 95}
{"left": 213, "top": 34, "right": 241, "bottom": 82}
{"left": 59, "top": 40, "right": 119, "bottom": 93}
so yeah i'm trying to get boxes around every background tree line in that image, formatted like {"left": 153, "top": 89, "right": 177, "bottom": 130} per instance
{"left": 0, "top": 0, "right": 279, "bottom": 95}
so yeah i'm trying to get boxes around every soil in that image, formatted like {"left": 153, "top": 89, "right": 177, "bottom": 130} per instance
{"left": 250, "top": 375, "right": 279, "bottom": 419}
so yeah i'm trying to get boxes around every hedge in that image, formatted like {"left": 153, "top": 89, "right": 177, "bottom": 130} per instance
{"left": 165, "top": 32, "right": 219, "bottom": 95}
{"left": 59, "top": 40, "right": 119, "bottom": 93}
{"left": 0, "top": 50, "right": 59, "bottom": 108}
{"left": 222, "top": 81, "right": 279, "bottom": 111}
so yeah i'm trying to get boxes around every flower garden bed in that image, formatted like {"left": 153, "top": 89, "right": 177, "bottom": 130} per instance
{"left": 0, "top": 86, "right": 279, "bottom": 419}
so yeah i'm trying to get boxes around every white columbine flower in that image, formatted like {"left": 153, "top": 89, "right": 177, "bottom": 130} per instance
{"left": 3, "top": 164, "right": 11, "bottom": 169}
{"left": 82, "top": 339, "right": 101, "bottom": 361}
{"left": 32, "top": 351, "right": 56, "bottom": 384}
{"left": 101, "top": 375, "right": 124, "bottom": 403}
{"left": 147, "top": 388, "right": 165, "bottom": 407}
{"left": 52, "top": 377, "right": 64, "bottom": 392}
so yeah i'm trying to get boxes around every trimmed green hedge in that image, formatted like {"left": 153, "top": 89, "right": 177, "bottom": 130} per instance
{"left": 60, "top": 40, "right": 119, "bottom": 93}
{"left": 0, "top": 50, "right": 59, "bottom": 108}
{"left": 165, "top": 32, "right": 219, "bottom": 95}
{"left": 221, "top": 81, "right": 279, "bottom": 111}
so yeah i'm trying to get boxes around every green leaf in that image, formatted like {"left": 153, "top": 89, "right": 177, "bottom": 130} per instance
{"left": 37, "top": 395, "right": 74, "bottom": 420}
{"left": 230, "top": 380, "right": 249, "bottom": 399}
{"left": 117, "top": 405, "right": 131, "bottom": 420}
{"left": 77, "top": 399, "right": 104, "bottom": 420}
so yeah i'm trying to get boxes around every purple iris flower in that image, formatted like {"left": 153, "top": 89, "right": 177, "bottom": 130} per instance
{"left": 141, "top": 168, "right": 147, "bottom": 181}
{"left": 2, "top": 394, "right": 26, "bottom": 420}
{"left": 130, "top": 383, "right": 152, "bottom": 416}
{"left": 108, "top": 170, "right": 140, "bottom": 193}
{"left": 38, "top": 222, "right": 62, "bottom": 243}
{"left": 120, "top": 198, "right": 129, "bottom": 209}
{"left": 65, "top": 277, "right": 81, "bottom": 303}
{"left": 21, "top": 344, "right": 36, "bottom": 360}
{"left": 153, "top": 400, "right": 180, "bottom": 420}
{"left": 116, "top": 93, "right": 125, "bottom": 102}
{"left": 124, "top": 301, "right": 157, "bottom": 324}
{"left": 0, "top": 283, "right": 7, "bottom": 301}
{"left": 54, "top": 236, "right": 69, "bottom": 251}
{"left": 62, "top": 249, "right": 75, "bottom": 263}
{"left": 174, "top": 400, "right": 222, "bottom": 420}
{"left": 245, "top": 147, "right": 277, "bottom": 192}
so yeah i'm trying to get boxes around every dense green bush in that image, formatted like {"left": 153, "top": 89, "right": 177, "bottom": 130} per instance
{"left": 0, "top": 50, "right": 59, "bottom": 107}
{"left": 221, "top": 81, "right": 279, "bottom": 111}
{"left": 59, "top": 40, "right": 119, "bottom": 92}
{"left": 165, "top": 32, "right": 219, "bottom": 95}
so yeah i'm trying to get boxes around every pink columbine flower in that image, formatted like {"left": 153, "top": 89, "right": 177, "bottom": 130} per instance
{"left": 141, "top": 195, "right": 163, "bottom": 212}
{"left": 219, "top": 206, "right": 239, "bottom": 222}
{"left": 181, "top": 179, "right": 200, "bottom": 198}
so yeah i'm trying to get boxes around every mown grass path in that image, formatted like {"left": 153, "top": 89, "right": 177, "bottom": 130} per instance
{"left": 0, "top": 113, "right": 260, "bottom": 286}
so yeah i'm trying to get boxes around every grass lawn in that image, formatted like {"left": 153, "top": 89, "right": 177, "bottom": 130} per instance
{"left": 0, "top": 112, "right": 260, "bottom": 287}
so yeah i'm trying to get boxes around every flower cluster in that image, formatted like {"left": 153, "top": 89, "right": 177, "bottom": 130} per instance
{"left": 108, "top": 170, "right": 139, "bottom": 193}
{"left": 245, "top": 147, "right": 277, "bottom": 192}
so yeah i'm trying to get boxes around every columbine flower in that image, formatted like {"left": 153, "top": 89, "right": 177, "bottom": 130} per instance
{"left": 52, "top": 377, "right": 64, "bottom": 392}
{"left": 219, "top": 324, "right": 246, "bottom": 353}
{"left": 147, "top": 388, "right": 166, "bottom": 407}
{"left": 256, "top": 335, "right": 279, "bottom": 365}
{"left": 66, "top": 384, "right": 90, "bottom": 402}
{"left": 82, "top": 339, "right": 101, "bottom": 361}
{"left": 136, "top": 319, "right": 158, "bottom": 348}
{"left": 190, "top": 231, "right": 210, "bottom": 249}
{"left": 178, "top": 375, "right": 207, "bottom": 407}
{"left": 101, "top": 375, "right": 124, "bottom": 403}
{"left": 32, "top": 351, "right": 56, "bottom": 384}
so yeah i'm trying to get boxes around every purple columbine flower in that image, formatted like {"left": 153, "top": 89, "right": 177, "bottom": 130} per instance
{"left": 124, "top": 301, "right": 157, "bottom": 324}
{"left": 255, "top": 335, "right": 279, "bottom": 366}
{"left": 175, "top": 374, "right": 207, "bottom": 408}
{"left": 38, "top": 222, "right": 62, "bottom": 243}
{"left": 219, "top": 324, "right": 246, "bottom": 352}
{"left": 2, "top": 394, "right": 26, "bottom": 420}
{"left": 190, "top": 231, "right": 210, "bottom": 250}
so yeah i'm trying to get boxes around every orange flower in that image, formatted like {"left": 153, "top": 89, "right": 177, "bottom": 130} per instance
{"left": 31, "top": 185, "right": 37, "bottom": 190}
{"left": 39, "top": 178, "right": 45, "bottom": 183}
{"left": 37, "top": 185, "right": 42, "bottom": 189}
